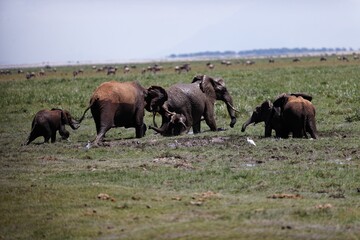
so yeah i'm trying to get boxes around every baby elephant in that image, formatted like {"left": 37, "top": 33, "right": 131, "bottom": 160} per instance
{"left": 24, "top": 108, "right": 80, "bottom": 145}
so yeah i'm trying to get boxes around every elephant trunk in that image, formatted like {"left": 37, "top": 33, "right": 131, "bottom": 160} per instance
{"left": 69, "top": 119, "right": 80, "bottom": 130}
{"left": 241, "top": 116, "right": 253, "bottom": 132}
{"left": 223, "top": 94, "right": 237, "bottom": 128}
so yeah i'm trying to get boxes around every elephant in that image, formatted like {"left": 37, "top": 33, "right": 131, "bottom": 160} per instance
{"left": 149, "top": 75, "right": 238, "bottom": 135}
{"left": 78, "top": 81, "right": 167, "bottom": 145}
{"left": 241, "top": 93, "right": 316, "bottom": 138}
{"left": 241, "top": 100, "right": 282, "bottom": 137}
{"left": 272, "top": 93, "right": 317, "bottom": 139}
{"left": 24, "top": 108, "right": 80, "bottom": 145}
{"left": 149, "top": 112, "right": 187, "bottom": 136}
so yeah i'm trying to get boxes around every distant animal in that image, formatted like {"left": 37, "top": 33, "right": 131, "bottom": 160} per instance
{"left": 78, "top": 81, "right": 167, "bottom": 145}
{"left": 269, "top": 58, "right": 275, "bottom": 63}
{"left": 320, "top": 57, "right": 327, "bottom": 61}
{"left": 174, "top": 64, "right": 191, "bottom": 73}
{"left": 107, "top": 67, "right": 117, "bottom": 75}
{"left": 39, "top": 69, "right": 46, "bottom": 76}
{"left": 221, "top": 60, "right": 232, "bottom": 66}
{"left": 245, "top": 60, "right": 255, "bottom": 65}
{"left": 123, "top": 66, "right": 130, "bottom": 74}
{"left": 206, "top": 62, "right": 215, "bottom": 70}
{"left": 293, "top": 58, "right": 300, "bottom": 62}
{"left": 23, "top": 108, "right": 80, "bottom": 145}
{"left": 147, "top": 64, "right": 163, "bottom": 74}
{"left": 26, "top": 72, "right": 36, "bottom": 79}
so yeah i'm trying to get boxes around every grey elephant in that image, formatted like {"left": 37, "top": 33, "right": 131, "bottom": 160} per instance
{"left": 78, "top": 81, "right": 167, "bottom": 145}
{"left": 24, "top": 108, "right": 80, "bottom": 145}
{"left": 148, "top": 75, "right": 238, "bottom": 135}
{"left": 241, "top": 100, "right": 283, "bottom": 137}
{"left": 149, "top": 112, "right": 187, "bottom": 136}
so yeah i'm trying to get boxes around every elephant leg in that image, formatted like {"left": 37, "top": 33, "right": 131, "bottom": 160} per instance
{"left": 51, "top": 131, "right": 57, "bottom": 143}
{"left": 307, "top": 120, "right": 318, "bottom": 139}
{"left": 193, "top": 121, "right": 201, "bottom": 134}
{"left": 24, "top": 130, "right": 39, "bottom": 145}
{"left": 59, "top": 125, "right": 70, "bottom": 140}
{"left": 203, "top": 108, "right": 217, "bottom": 131}
{"left": 135, "top": 123, "right": 146, "bottom": 138}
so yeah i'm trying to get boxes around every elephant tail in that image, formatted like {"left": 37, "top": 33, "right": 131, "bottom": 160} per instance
{"left": 78, "top": 98, "right": 96, "bottom": 123}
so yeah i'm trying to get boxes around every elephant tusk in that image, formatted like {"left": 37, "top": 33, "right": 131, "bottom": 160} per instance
{"left": 163, "top": 108, "right": 176, "bottom": 116}
{"left": 227, "top": 103, "right": 241, "bottom": 113}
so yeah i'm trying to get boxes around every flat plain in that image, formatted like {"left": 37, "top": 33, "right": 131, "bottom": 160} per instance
{"left": 0, "top": 56, "right": 359, "bottom": 239}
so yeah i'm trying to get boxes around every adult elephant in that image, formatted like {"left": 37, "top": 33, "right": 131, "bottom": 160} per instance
{"left": 78, "top": 81, "right": 167, "bottom": 145}
{"left": 241, "top": 100, "right": 282, "bottom": 137}
{"left": 272, "top": 93, "right": 317, "bottom": 139}
{"left": 149, "top": 75, "right": 238, "bottom": 135}
{"left": 24, "top": 108, "right": 80, "bottom": 145}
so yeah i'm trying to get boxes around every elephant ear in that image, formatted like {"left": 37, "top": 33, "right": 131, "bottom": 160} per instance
{"left": 261, "top": 100, "right": 273, "bottom": 110}
{"left": 198, "top": 75, "right": 218, "bottom": 99}
{"left": 191, "top": 75, "right": 204, "bottom": 83}
{"left": 145, "top": 86, "right": 168, "bottom": 112}
{"left": 273, "top": 94, "right": 288, "bottom": 108}
{"left": 290, "top": 93, "right": 313, "bottom": 102}
{"left": 60, "top": 110, "right": 69, "bottom": 125}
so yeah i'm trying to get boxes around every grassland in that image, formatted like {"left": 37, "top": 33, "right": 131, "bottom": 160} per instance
{"left": 0, "top": 56, "right": 359, "bottom": 239}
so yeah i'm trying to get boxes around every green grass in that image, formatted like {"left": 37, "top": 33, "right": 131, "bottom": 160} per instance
{"left": 1, "top": 56, "right": 360, "bottom": 239}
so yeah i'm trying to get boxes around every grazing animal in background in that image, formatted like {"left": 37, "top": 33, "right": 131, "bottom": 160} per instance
{"left": 206, "top": 62, "right": 215, "bottom": 70}
{"left": 320, "top": 56, "right": 327, "bottom": 61}
{"left": 39, "top": 69, "right": 46, "bottom": 76}
{"left": 107, "top": 67, "right": 117, "bottom": 75}
{"left": 26, "top": 72, "right": 36, "bottom": 79}
{"left": 269, "top": 58, "right": 275, "bottom": 63}
{"left": 123, "top": 66, "right": 130, "bottom": 74}
{"left": 23, "top": 108, "right": 80, "bottom": 145}
{"left": 293, "top": 58, "right": 300, "bottom": 62}
{"left": 245, "top": 60, "right": 255, "bottom": 65}
{"left": 221, "top": 60, "right": 232, "bottom": 66}
{"left": 174, "top": 64, "right": 191, "bottom": 73}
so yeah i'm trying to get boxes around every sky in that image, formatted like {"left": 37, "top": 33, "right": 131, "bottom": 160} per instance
{"left": 0, "top": 0, "right": 360, "bottom": 65}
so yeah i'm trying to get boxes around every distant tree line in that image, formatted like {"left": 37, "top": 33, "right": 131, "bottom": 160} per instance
{"left": 168, "top": 47, "right": 354, "bottom": 58}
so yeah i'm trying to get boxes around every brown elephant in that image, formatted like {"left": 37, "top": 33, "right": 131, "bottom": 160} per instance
{"left": 241, "top": 100, "right": 283, "bottom": 137}
{"left": 24, "top": 108, "right": 80, "bottom": 145}
{"left": 149, "top": 75, "right": 238, "bottom": 135}
{"left": 272, "top": 93, "right": 317, "bottom": 139}
{"left": 78, "top": 81, "right": 167, "bottom": 145}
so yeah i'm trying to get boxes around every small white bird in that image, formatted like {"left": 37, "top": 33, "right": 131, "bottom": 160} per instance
{"left": 85, "top": 140, "right": 91, "bottom": 150}
{"left": 246, "top": 137, "right": 256, "bottom": 146}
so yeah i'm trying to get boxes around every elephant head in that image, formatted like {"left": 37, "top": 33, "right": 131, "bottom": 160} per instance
{"left": 144, "top": 86, "right": 168, "bottom": 113}
{"left": 241, "top": 100, "right": 272, "bottom": 132}
{"left": 192, "top": 75, "right": 237, "bottom": 128}
{"left": 149, "top": 112, "right": 187, "bottom": 136}
{"left": 52, "top": 108, "right": 80, "bottom": 130}
{"left": 241, "top": 100, "right": 283, "bottom": 137}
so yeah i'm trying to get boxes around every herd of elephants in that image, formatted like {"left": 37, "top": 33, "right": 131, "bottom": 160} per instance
{"left": 23, "top": 74, "right": 317, "bottom": 146}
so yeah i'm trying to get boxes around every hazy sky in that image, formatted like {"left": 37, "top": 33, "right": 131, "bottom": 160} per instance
{"left": 1, "top": 0, "right": 359, "bottom": 65}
